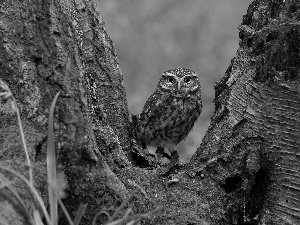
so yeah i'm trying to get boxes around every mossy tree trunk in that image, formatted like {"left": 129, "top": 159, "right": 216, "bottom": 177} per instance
{"left": 1, "top": 0, "right": 300, "bottom": 225}
{"left": 0, "top": 0, "right": 132, "bottom": 224}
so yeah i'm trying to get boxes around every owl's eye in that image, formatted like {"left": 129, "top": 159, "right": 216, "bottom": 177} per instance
{"left": 167, "top": 76, "right": 176, "bottom": 84}
{"left": 184, "top": 76, "right": 191, "bottom": 83}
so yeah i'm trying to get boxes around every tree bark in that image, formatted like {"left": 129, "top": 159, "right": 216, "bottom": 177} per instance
{"left": 1, "top": 0, "right": 300, "bottom": 225}
{"left": 0, "top": 0, "right": 133, "bottom": 224}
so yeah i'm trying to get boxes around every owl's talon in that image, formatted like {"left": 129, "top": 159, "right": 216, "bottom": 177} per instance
{"left": 155, "top": 160, "right": 162, "bottom": 167}
{"left": 157, "top": 167, "right": 169, "bottom": 176}
{"left": 157, "top": 160, "right": 179, "bottom": 176}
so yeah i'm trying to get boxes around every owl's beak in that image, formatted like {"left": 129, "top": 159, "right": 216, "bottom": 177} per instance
{"left": 177, "top": 82, "right": 181, "bottom": 90}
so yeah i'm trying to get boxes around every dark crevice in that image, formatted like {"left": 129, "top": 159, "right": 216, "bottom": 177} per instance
{"left": 221, "top": 175, "right": 242, "bottom": 194}
{"left": 238, "top": 167, "right": 271, "bottom": 225}
{"left": 130, "top": 148, "right": 155, "bottom": 168}
{"left": 245, "top": 168, "right": 270, "bottom": 222}
{"left": 265, "top": 31, "right": 278, "bottom": 43}
{"left": 35, "top": 135, "right": 47, "bottom": 161}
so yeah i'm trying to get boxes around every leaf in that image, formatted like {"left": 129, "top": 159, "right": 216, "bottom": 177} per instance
{"left": 73, "top": 203, "right": 88, "bottom": 225}
{"left": 33, "top": 210, "right": 44, "bottom": 225}
{"left": 47, "top": 91, "right": 60, "bottom": 225}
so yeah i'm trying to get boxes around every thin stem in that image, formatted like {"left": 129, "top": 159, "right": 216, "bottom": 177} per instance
{"left": 16, "top": 104, "right": 33, "bottom": 184}
{"left": 0, "top": 79, "right": 33, "bottom": 184}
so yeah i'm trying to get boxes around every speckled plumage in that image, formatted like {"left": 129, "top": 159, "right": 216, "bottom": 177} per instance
{"left": 139, "top": 68, "right": 202, "bottom": 170}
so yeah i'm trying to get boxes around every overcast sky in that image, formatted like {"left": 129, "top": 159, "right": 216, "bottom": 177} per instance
{"left": 95, "top": 0, "right": 253, "bottom": 161}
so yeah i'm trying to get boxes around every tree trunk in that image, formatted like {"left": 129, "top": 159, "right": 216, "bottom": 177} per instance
{"left": 1, "top": 0, "right": 300, "bottom": 224}
{"left": 0, "top": 0, "right": 132, "bottom": 224}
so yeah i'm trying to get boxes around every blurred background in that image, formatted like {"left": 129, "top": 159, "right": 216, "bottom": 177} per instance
{"left": 94, "top": 0, "right": 253, "bottom": 162}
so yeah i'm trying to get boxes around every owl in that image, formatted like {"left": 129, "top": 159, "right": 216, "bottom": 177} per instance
{"left": 138, "top": 67, "right": 202, "bottom": 173}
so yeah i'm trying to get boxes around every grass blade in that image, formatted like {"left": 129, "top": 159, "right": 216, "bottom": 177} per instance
{"left": 16, "top": 105, "right": 33, "bottom": 184}
{"left": 0, "top": 79, "right": 32, "bottom": 184}
{"left": 73, "top": 203, "right": 88, "bottom": 225}
{"left": 33, "top": 210, "right": 44, "bottom": 225}
{"left": 57, "top": 196, "right": 75, "bottom": 225}
{"left": 47, "top": 91, "right": 60, "bottom": 225}
{"left": 92, "top": 211, "right": 111, "bottom": 225}
{"left": 0, "top": 165, "right": 52, "bottom": 225}
{"left": 0, "top": 174, "right": 32, "bottom": 222}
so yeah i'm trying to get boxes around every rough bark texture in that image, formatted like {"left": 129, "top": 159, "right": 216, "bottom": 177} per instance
{"left": 186, "top": 0, "right": 300, "bottom": 224}
{"left": 0, "top": 0, "right": 133, "bottom": 224}
{"left": 1, "top": 0, "right": 300, "bottom": 225}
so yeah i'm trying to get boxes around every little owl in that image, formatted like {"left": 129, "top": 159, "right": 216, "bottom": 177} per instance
{"left": 138, "top": 67, "right": 202, "bottom": 173}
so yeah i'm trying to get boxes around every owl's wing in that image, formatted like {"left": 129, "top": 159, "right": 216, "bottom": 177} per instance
{"left": 196, "top": 96, "right": 202, "bottom": 115}
{"left": 141, "top": 91, "right": 164, "bottom": 120}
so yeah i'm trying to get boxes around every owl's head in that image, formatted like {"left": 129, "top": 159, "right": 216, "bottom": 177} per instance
{"left": 157, "top": 67, "right": 200, "bottom": 97}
